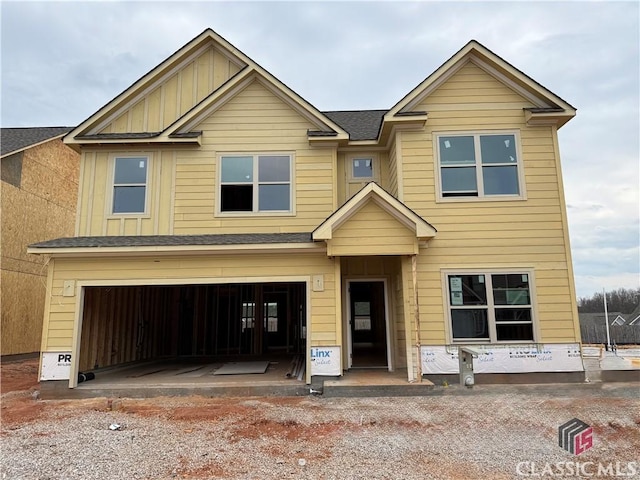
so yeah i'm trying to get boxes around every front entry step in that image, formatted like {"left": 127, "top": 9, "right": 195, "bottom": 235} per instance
{"left": 321, "top": 370, "right": 435, "bottom": 397}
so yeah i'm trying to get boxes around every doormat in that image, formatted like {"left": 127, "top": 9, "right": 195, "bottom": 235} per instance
{"left": 213, "top": 361, "right": 270, "bottom": 375}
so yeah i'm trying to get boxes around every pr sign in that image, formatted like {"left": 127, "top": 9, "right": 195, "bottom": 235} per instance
{"left": 40, "top": 352, "right": 72, "bottom": 380}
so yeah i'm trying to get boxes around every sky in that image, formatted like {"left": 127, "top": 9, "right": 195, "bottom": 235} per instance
{"left": 1, "top": 1, "right": 638, "bottom": 300}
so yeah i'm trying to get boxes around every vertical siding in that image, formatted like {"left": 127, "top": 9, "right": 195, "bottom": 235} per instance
{"left": 80, "top": 149, "right": 173, "bottom": 237}
{"left": 98, "top": 45, "right": 246, "bottom": 134}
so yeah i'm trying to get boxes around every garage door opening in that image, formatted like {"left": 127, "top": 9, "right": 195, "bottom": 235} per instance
{"left": 77, "top": 282, "right": 306, "bottom": 377}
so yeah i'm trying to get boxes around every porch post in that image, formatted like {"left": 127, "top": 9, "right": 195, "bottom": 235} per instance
{"left": 402, "top": 256, "right": 416, "bottom": 382}
{"left": 412, "top": 255, "right": 422, "bottom": 382}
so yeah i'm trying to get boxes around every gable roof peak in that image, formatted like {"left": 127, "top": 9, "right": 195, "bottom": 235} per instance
{"left": 387, "top": 38, "right": 576, "bottom": 125}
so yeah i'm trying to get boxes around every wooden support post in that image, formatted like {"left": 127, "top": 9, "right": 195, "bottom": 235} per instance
{"left": 412, "top": 255, "right": 422, "bottom": 382}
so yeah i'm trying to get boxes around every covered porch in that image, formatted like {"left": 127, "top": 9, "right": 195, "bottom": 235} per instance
{"left": 312, "top": 182, "right": 438, "bottom": 383}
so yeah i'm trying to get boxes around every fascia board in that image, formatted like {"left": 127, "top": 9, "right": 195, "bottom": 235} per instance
{"left": 65, "top": 30, "right": 227, "bottom": 142}
{"left": 387, "top": 40, "right": 575, "bottom": 118}
{"left": 27, "top": 242, "right": 325, "bottom": 257}
{"left": 312, "top": 183, "right": 436, "bottom": 241}
{"left": 162, "top": 68, "right": 255, "bottom": 135}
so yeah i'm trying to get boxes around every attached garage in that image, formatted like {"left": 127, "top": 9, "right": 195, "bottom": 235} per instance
{"left": 29, "top": 234, "right": 338, "bottom": 393}
{"left": 78, "top": 282, "right": 307, "bottom": 373}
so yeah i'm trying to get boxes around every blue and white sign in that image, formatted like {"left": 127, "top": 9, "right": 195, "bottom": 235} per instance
{"left": 421, "top": 344, "right": 583, "bottom": 374}
{"left": 310, "top": 346, "right": 341, "bottom": 376}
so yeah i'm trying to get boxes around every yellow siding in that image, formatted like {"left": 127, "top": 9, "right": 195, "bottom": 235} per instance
{"left": 388, "top": 137, "right": 398, "bottom": 197}
{"left": 173, "top": 79, "right": 335, "bottom": 234}
{"left": 41, "top": 253, "right": 337, "bottom": 352}
{"left": 98, "top": 45, "right": 245, "bottom": 134}
{"left": 426, "top": 61, "right": 535, "bottom": 106}
{"left": 328, "top": 200, "right": 417, "bottom": 256}
{"left": 77, "top": 149, "right": 173, "bottom": 237}
{"left": 340, "top": 257, "right": 405, "bottom": 368}
{"left": 395, "top": 64, "right": 576, "bottom": 345}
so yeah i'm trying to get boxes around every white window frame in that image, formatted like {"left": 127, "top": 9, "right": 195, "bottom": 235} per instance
{"left": 108, "top": 153, "right": 151, "bottom": 217}
{"left": 441, "top": 268, "right": 539, "bottom": 344}
{"left": 433, "top": 130, "right": 526, "bottom": 202}
{"left": 216, "top": 153, "right": 295, "bottom": 217}
{"left": 347, "top": 154, "right": 378, "bottom": 182}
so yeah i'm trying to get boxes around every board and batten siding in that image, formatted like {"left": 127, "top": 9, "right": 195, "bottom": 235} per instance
{"left": 99, "top": 45, "right": 243, "bottom": 134}
{"left": 397, "top": 61, "right": 578, "bottom": 345}
{"left": 41, "top": 253, "right": 338, "bottom": 353}
{"left": 327, "top": 200, "right": 418, "bottom": 257}
{"left": 76, "top": 149, "right": 174, "bottom": 237}
{"left": 76, "top": 80, "right": 337, "bottom": 237}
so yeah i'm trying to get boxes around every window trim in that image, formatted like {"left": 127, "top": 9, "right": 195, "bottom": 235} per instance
{"left": 441, "top": 268, "right": 539, "bottom": 344}
{"left": 433, "top": 130, "right": 527, "bottom": 202}
{"left": 216, "top": 152, "right": 296, "bottom": 217}
{"left": 107, "top": 153, "right": 151, "bottom": 217}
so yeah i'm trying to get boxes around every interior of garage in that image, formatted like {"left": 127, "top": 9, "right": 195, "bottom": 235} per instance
{"left": 78, "top": 282, "right": 306, "bottom": 374}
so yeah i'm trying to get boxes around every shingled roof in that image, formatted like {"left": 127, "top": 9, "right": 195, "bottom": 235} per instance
{"left": 323, "top": 110, "right": 387, "bottom": 141}
{"left": 30, "top": 233, "right": 314, "bottom": 249}
{"left": 1, "top": 127, "right": 74, "bottom": 157}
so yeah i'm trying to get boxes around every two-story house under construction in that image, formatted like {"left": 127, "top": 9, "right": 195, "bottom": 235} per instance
{"left": 29, "top": 29, "right": 583, "bottom": 394}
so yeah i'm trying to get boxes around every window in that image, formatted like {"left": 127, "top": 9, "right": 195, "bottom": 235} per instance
{"left": 351, "top": 157, "right": 374, "bottom": 179}
{"left": 446, "top": 272, "right": 534, "bottom": 342}
{"left": 220, "top": 154, "right": 291, "bottom": 213}
{"left": 112, "top": 157, "right": 148, "bottom": 214}
{"left": 436, "top": 133, "right": 522, "bottom": 199}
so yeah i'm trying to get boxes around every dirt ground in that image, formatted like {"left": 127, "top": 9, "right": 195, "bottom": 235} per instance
{"left": 1, "top": 358, "right": 639, "bottom": 479}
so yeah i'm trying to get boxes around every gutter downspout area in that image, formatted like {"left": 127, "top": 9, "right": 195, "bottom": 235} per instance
{"left": 412, "top": 255, "right": 422, "bottom": 383}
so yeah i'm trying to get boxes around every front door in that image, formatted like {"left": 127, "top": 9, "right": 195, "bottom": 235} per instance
{"left": 349, "top": 281, "right": 388, "bottom": 368}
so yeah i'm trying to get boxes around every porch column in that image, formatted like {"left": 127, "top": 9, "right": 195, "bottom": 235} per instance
{"left": 401, "top": 256, "right": 416, "bottom": 382}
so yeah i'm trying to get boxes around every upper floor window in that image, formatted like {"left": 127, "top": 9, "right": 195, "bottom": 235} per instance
{"left": 112, "top": 156, "right": 148, "bottom": 214}
{"left": 436, "top": 132, "right": 523, "bottom": 200}
{"left": 351, "top": 157, "right": 374, "bottom": 180}
{"left": 220, "top": 154, "right": 292, "bottom": 213}
{"left": 445, "top": 271, "right": 535, "bottom": 343}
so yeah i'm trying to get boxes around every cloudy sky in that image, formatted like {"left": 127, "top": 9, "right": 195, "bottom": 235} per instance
{"left": 1, "top": 1, "right": 638, "bottom": 299}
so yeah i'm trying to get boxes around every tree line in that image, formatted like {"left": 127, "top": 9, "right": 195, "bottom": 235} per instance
{"left": 577, "top": 287, "right": 640, "bottom": 314}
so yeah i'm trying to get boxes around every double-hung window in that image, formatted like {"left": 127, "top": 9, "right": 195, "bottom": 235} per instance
{"left": 220, "top": 154, "right": 292, "bottom": 213}
{"left": 437, "top": 132, "right": 523, "bottom": 199}
{"left": 446, "top": 272, "right": 535, "bottom": 342}
{"left": 112, "top": 156, "right": 148, "bottom": 214}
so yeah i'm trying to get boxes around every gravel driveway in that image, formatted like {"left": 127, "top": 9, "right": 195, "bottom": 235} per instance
{"left": 1, "top": 360, "right": 639, "bottom": 479}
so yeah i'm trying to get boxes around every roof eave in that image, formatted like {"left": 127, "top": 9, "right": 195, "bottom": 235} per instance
{"left": 65, "top": 135, "right": 202, "bottom": 149}
{"left": 27, "top": 242, "right": 325, "bottom": 258}
{"left": 378, "top": 113, "right": 429, "bottom": 144}
{"left": 524, "top": 109, "right": 576, "bottom": 128}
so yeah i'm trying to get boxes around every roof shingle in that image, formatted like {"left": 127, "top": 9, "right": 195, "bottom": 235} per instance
{"left": 30, "top": 233, "right": 314, "bottom": 249}
{"left": 322, "top": 110, "right": 387, "bottom": 141}
{"left": 1, "top": 127, "right": 74, "bottom": 157}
